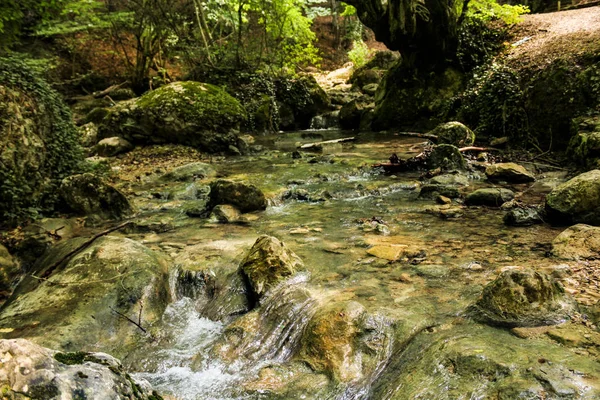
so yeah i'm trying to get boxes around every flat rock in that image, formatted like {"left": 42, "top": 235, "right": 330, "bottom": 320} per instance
{"left": 486, "top": 163, "right": 535, "bottom": 183}
{"left": 552, "top": 224, "right": 600, "bottom": 260}
{"left": 465, "top": 188, "right": 515, "bottom": 207}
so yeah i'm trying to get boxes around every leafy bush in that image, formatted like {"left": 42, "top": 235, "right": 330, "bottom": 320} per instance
{"left": 348, "top": 40, "right": 370, "bottom": 68}
{"left": 456, "top": 17, "right": 507, "bottom": 72}
{"left": 0, "top": 57, "right": 82, "bottom": 225}
{"left": 466, "top": 0, "right": 529, "bottom": 25}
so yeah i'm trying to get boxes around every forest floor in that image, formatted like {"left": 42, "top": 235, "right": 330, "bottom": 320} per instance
{"left": 507, "top": 5, "right": 600, "bottom": 69}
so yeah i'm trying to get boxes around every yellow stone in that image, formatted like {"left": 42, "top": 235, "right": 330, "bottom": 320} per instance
{"left": 367, "top": 245, "right": 404, "bottom": 261}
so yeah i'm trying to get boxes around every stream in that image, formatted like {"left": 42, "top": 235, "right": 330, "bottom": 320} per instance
{"left": 102, "top": 131, "right": 599, "bottom": 398}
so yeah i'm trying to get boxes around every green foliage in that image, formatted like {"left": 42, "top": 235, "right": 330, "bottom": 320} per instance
{"left": 0, "top": 57, "right": 82, "bottom": 225}
{"left": 456, "top": 17, "right": 507, "bottom": 72}
{"left": 465, "top": 0, "right": 529, "bottom": 25}
{"left": 348, "top": 40, "right": 369, "bottom": 68}
{"left": 454, "top": 63, "right": 527, "bottom": 140}
{"left": 0, "top": 0, "right": 64, "bottom": 50}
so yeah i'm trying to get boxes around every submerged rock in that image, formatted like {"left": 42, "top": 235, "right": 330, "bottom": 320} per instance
{"left": 503, "top": 206, "right": 544, "bottom": 226}
{"left": 552, "top": 224, "right": 600, "bottom": 260}
{"left": 470, "top": 267, "right": 575, "bottom": 327}
{"left": 431, "top": 121, "right": 475, "bottom": 147}
{"left": 98, "top": 81, "right": 246, "bottom": 152}
{"left": 239, "top": 236, "right": 305, "bottom": 301}
{"left": 485, "top": 163, "right": 535, "bottom": 183}
{"left": 93, "top": 136, "right": 134, "bottom": 157}
{"left": 545, "top": 169, "right": 600, "bottom": 225}
{"left": 210, "top": 204, "right": 242, "bottom": 223}
{"left": 427, "top": 144, "right": 466, "bottom": 170}
{"left": 158, "top": 162, "right": 216, "bottom": 182}
{"left": 0, "top": 338, "right": 161, "bottom": 399}
{"left": 59, "top": 173, "right": 133, "bottom": 220}
{"left": 209, "top": 179, "right": 267, "bottom": 213}
{"left": 465, "top": 188, "right": 514, "bottom": 207}
{"left": 0, "top": 236, "right": 171, "bottom": 355}
{"left": 419, "top": 184, "right": 461, "bottom": 199}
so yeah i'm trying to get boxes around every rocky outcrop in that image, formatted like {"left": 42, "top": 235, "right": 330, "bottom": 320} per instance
{"left": 59, "top": 173, "right": 133, "bottom": 220}
{"left": 0, "top": 338, "right": 161, "bottom": 399}
{"left": 276, "top": 75, "right": 330, "bottom": 130}
{"left": 545, "top": 170, "right": 600, "bottom": 225}
{"left": 470, "top": 268, "right": 575, "bottom": 327}
{"left": 339, "top": 97, "right": 374, "bottom": 130}
{"left": 239, "top": 236, "right": 305, "bottom": 301}
{"left": 98, "top": 81, "right": 246, "bottom": 153}
{"left": 431, "top": 121, "right": 475, "bottom": 147}
{"left": 0, "top": 58, "right": 82, "bottom": 224}
{"left": 552, "top": 224, "right": 600, "bottom": 260}
{"left": 485, "top": 163, "right": 535, "bottom": 183}
{"left": 209, "top": 179, "right": 267, "bottom": 213}
{"left": 0, "top": 236, "right": 171, "bottom": 356}
{"left": 465, "top": 188, "right": 514, "bottom": 206}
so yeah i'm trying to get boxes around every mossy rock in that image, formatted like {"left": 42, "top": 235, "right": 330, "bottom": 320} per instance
{"left": 470, "top": 268, "right": 575, "bottom": 327}
{"left": 0, "top": 244, "right": 19, "bottom": 296}
{"left": 567, "top": 128, "right": 600, "bottom": 171}
{"left": 0, "top": 57, "right": 83, "bottom": 225}
{"left": 239, "top": 235, "right": 304, "bottom": 301}
{"left": 430, "top": 121, "right": 475, "bottom": 147}
{"left": 98, "top": 81, "right": 247, "bottom": 153}
{"left": 209, "top": 179, "right": 267, "bottom": 213}
{"left": 0, "top": 237, "right": 171, "bottom": 357}
{"left": 465, "top": 188, "right": 514, "bottom": 207}
{"left": 545, "top": 169, "right": 600, "bottom": 225}
{"left": 276, "top": 75, "right": 330, "bottom": 130}
{"left": 427, "top": 144, "right": 466, "bottom": 170}
{"left": 339, "top": 97, "right": 373, "bottom": 130}
{"left": 552, "top": 224, "right": 600, "bottom": 260}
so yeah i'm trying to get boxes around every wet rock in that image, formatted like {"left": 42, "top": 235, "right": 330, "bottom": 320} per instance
{"left": 503, "top": 207, "right": 543, "bottom": 226}
{"left": 0, "top": 244, "right": 18, "bottom": 297}
{"left": 339, "top": 98, "right": 373, "bottom": 130}
{"left": 485, "top": 163, "right": 535, "bottom": 183}
{"left": 465, "top": 188, "right": 514, "bottom": 207}
{"left": 79, "top": 122, "right": 99, "bottom": 147}
{"left": 430, "top": 121, "right": 475, "bottom": 147}
{"left": 239, "top": 236, "right": 305, "bottom": 301}
{"left": 211, "top": 204, "right": 242, "bottom": 223}
{"left": 169, "top": 183, "right": 210, "bottom": 201}
{"left": 59, "top": 173, "right": 133, "bottom": 220}
{"left": 0, "top": 339, "right": 161, "bottom": 400}
{"left": 419, "top": 184, "right": 461, "bottom": 199}
{"left": 299, "top": 301, "right": 391, "bottom": 383}
{"left": 552, "top": 224, "right": 600, "bottom": 260}
{"left": 158, "top": 162, "right": 216, "bottom": 182}
{"left": 182, "top": 199, "right": 211, "bottom": 218}
{"left": 470, "top": 267, "right": 575, "bottom": 327}
{"left": 427, "top": 144, "right": 466, "bottom": 170}
{"left": 436, "top": 195, "right": 452, "bottom": 205}
{"left": 430, "top": 173, "right": 470, "bottom": 186}
{"left": 282, "top": 188, "right": 311, "bottom": 201}
{"left": 98, "top": 81, "right": 246, "bottom": 152}
{"left": 209, "top": 179, "right": 267, "bottom": 213}
{"left": 201, "top": 270, "right": 252, "bottom": 321}
{"left": 545, "top": 170, "right": 600, "bottom": 225}
{"left": 0, "top": 236, "right": 171, "bottom": 355}
{"left": 93, "top": 136, "right": 134, "bottom": 157}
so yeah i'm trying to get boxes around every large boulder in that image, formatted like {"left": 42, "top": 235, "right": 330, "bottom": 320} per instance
{"left": 485, "top": 163, "right": 535, "bottom": 183}
{"left": 276, "top": 75, "right": 330, "bottom": 130}
{"left": 431, "top": 121, "right": 475, "bottom": 147}
{"left": 545, "top": 170, "right": 600, "bottom": 225}
{"left": 470, "top": 268, "right": 575, "bottom": 327}
{"left": 0, "top": 58, "right": 82, "bottom": 224}
{"left": 0, "top": 236, "right": 171, "bottom": 356}
{"left": 209, "top": 179, "right": 267, "bottom": 213}
{"left": 239, "top": 236, "right": 305, "bottom": 301}
{"left": 339, "top": 98, "right": 373, "bottom": 130}
{"left": 0, "top": 339, "right": 161, "bottom": 399}
{"left": 59, "top": 173, "right": 133, "bottom": 220}
{"left": 552, "top": 224, "right": 600, "bottom": 260}
{"left": 465, "top": 188, "right": 514, "bottom": 207}
{"left": 566, "top": 116, "right": 600, "bottom": 171}
{"left": 92, "top": 136, "right": 134, "bottom": 157}
{"left": 98, "top": 81, "right": 247, "bottom": 153}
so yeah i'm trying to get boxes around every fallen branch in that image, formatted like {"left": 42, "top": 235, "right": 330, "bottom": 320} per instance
{"left": 299, "top": 137, "right": 355, "bottom": 150}
{"left": 392, "top": 131, "right": 438, "bottom": 140}
{"left": 39, "top": 221, "right": 133, "bottom": 280}
{"left": 93, "top": 81, "right": 130, "bottom": 98}
{"left": 110, "top": 301, "right": 147, "bottom": 334}
{"left": 458, "top": 146, "right": 501, "bottom": 152}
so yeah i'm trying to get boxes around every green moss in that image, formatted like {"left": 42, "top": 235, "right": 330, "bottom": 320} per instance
{"left": 54, "top": 351, "right": 88, "bottom": 365}
{"left": 0, "top": 57, "right": 83, "bottom": 225}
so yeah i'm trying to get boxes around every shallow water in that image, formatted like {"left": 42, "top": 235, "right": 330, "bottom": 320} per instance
{"left": 127, "top": 131, "right": 591, "bottom": 399}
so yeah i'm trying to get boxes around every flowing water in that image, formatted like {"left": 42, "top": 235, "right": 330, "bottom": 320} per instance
{"left": 125, "top": 131, "right": 599, "bottom": 399}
